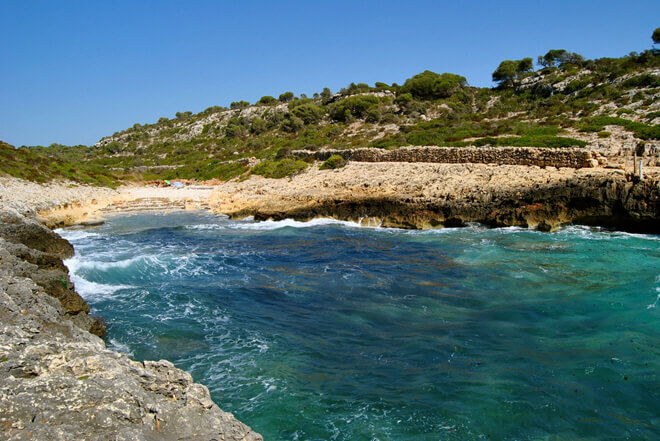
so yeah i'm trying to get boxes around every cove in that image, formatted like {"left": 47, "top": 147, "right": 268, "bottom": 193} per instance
{"left": 59, "top": 211, "right": 660, "bottom": 441}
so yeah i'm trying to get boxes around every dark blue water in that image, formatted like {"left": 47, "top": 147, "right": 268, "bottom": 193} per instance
{"left": 59, "top": 212, "right": 660, "bottom": 440}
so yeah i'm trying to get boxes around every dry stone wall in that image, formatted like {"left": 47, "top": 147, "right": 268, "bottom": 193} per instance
{"left": 294, "top": 146, "right": 599, "bottom": 169}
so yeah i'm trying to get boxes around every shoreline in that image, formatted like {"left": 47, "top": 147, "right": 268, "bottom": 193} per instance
{"left": 0, "top": 162, "right": 658, "bottom": 438}
{"left": 13, "top": 161, "right": 659, "bottom": 235}
{"left": 0, "top": 178, "right": 262, "bottom": 440}
{"left": 208, "top": 162, "right": 660, "bottom": 234}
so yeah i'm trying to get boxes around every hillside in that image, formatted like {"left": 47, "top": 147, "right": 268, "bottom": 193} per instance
{"left": 3, "top": 44, "right": 660, "bottom": 184}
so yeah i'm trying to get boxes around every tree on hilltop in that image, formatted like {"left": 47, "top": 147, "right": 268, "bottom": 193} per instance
{"left": 653, "top": 27, "right": 660, "bottom": 44}
{"left": 257, "top": 96, "right": 276, "bottom": 105}
{"left": 537, "top": 49, "right": 585, "bottom": 69}
{"left": 492, "top": 58, "right": 533, "bottom": 88}
{"left": 279, "top": 91, "right": 294, "bottom": 102}
{"left": 230, "top": 101, "right": 250, "bottom": 110}
{"left": 399, "top": 70, "right": 467, "bottom": 100}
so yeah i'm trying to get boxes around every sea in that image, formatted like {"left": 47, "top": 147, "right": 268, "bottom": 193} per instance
{"left": 58, "top": 211, "right": 660, "bottom": 441}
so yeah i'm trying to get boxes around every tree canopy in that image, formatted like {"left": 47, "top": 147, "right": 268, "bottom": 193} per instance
{"left": 257, "top": 96, "right": 276, "bottom": 105}
{"left": 653, "top": 27, "right": 660, "bottom": 44}
{"left": 537, "top": 49, "right": 585, "bottom": 68}
{"left": 492, "top": 58, "right": 533, "bottom": 88}
{"left": 399, "top": 71, "right": 467, "bottom": 100}
{"left": 278, "top": 92, "right": 294, "bottom": 102}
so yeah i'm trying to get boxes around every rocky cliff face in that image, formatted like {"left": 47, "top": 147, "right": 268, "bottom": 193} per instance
{"left": 210, "top": 162, "right": 660, "bottom": 233}
{"left": 0, "top": 209, "right": 262, "bottom": 441}
{"left": 292, "top": 174, "right": 660, "bottom": 232}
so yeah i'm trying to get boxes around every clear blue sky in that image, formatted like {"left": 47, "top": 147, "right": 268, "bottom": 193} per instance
{"left": 1, "top": 0, "right": 658, "bottom": 147}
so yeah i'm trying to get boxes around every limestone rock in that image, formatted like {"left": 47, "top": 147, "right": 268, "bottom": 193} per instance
{"left": 0, "top": 208, "right": 74, "bottom": 258}
{"left": 0, "top": 211, "right": 262, "bottom": 441}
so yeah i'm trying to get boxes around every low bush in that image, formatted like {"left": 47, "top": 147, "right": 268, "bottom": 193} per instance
{"left": 290, "top": 103, "right": 325, "bottom": 125}
{"left": 452, "top": 136, "right": 587, "bottom": 148}
{"left": 399, "top": 70, "right": 467, "bottom": 99}
{"left": 251, "top": 159, "right": 309, "bottom": 179}
{"left": 579, "top": 116, "right": 660, "bottom": 140}
{"left": 319, "top": 155, "right": 347, "bottom": 170}
{"left": 645, "top": 111, "right": 660, "bottom": 120}
{"left": 329, "top": 95, "right": 380, "bottom": 121}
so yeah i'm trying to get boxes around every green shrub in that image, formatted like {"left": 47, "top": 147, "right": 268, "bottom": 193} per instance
{"left": 225, "top": 123, "right": 247, "bottom": 138}
{"left": 250, "top": 118, "right": 270, "bottom": 135}
{"left": 646, "top": 111, "right": 660, "bottom": 120}
{"left": 579, "top": 116, "right": 660, "bottom": 140}
{"left": 598, "top": 131, "right": 611, "bottom": 138}
{"left": 621, "top": 74, "right": 660, "bottom": 89}
{"left": 209, "top": 162, "right": 247, "bottom": 181}
{"left": 230, "top": 101, "right": 250, "bottom": 109}
{"left": 251, "top": 159, "right": 309, "bottom": 178}
{"left": 365, "top": 107, "right": 381, "bottom": 123}
{"left": 320, "top": 155, "right": 347, "bottom": 170}
{"left": 274, "top": 147, "right": 291, "bottom": 159}
{"left": 461, "top": 136, "right": 587, "bottom": 148}
{"left": 278, "top": 91, "right": 294, "bottom": 102}
{"left": 491, "top": 59, "right": 533, "bottom": 88}
{"left": 280, "top": 116, "right": 305, "bottom": 132}
{"left": 258, "top": 95, "right": 277, "bottom": 105}
{"left": 290, "top": 103, "right": 325, "bottom": 125}
{"left": 400, "top": 70, "right": 467, "bottom": 99}
{"left": 329, "top": 95, "right": 380, "bottom": 121}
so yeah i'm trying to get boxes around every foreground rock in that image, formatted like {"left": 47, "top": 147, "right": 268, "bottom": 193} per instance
{"left": 0, "top": 210, "right": 262, "bottom": 441}
{"left": 210, "top": 163, "right": 660, "bottom": 233}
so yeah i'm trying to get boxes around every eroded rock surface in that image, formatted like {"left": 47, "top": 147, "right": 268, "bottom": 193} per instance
{"left": 0, "top": 210, "right": 262, "bottom": 441}
{"left": 210, "top": 163, "right": 660, "bottom": 233}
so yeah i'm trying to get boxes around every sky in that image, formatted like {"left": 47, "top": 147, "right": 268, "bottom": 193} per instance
{"left": 1, "top": 0, "right": 659, "bottom": 147}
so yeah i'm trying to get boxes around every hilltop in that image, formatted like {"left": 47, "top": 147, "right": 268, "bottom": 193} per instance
{"left": 2, "top": 40, "right": 659, "bottom": 185}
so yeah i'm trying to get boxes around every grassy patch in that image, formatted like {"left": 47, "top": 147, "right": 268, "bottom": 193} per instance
{"left": 451, "top": 136, "right": 587, "bottom": 148}
{"left": 579, "top": 116, "right": 660, "bottom": 140}
{"left": 251, "top": 159, "right": 309, "bottom": 179}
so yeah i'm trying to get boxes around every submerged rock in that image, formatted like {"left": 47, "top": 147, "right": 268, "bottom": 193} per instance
{"left": 0, "top": 210, "right": 262, "bottom": 441}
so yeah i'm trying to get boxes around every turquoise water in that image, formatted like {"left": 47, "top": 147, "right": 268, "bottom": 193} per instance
{"left": 59, "top": 212, "right": 660, "bottom": 441}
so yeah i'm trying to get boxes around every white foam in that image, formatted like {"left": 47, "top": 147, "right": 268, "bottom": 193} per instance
{"left": 184, "top": 223, "right": 225, "bottom": 231}
{"left": 108, "top": 338, "right": 134, "bottom": 356}
{"left": 229, "top": 217, "right": 362, "bottom": 231}
{"left": 69, "top": 273, "right": 133, "bottom": 300}
{"left": 76, "top": 255, "right": 143, "bottom": 271}
{"left": 557, "top": 225, "right": 660, "bottom": 241}
{"left": 56, "top": 229, "right": 100, "bottom": 241}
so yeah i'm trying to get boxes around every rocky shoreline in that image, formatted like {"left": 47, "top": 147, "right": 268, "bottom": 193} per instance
{"left": 0, "top": 202, "right": 262, "bottom": 440}
{"left": 1, "top": 157, "right": 659, "bottom": 440}
{"left": 210, "top": 162, "right": 660, "bottom": 233}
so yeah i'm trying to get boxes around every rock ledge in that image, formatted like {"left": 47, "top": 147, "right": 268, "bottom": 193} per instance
{"left": 0, "top": 208, "right": 262, "bottom": 441}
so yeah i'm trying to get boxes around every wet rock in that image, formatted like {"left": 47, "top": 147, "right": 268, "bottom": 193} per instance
{"left": 0, "top": 211, "right": 262, "bottom": 441}
{"left": 212, "top": 163, "right": 659, "bottom": 233}
{"left": 0, "top": 208, "right": 74, "bottom": 258}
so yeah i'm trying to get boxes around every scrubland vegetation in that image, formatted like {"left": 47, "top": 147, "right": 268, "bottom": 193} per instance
{"left": 3, "top": 29, "right": 659, "bottom": 183}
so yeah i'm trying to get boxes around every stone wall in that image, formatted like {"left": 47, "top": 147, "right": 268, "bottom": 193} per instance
{"left": 293, "top": 146, "right": 599, "bottom": 169}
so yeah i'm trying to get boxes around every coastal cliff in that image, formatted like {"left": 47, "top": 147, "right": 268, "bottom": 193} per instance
{"left": 210, "top": 162, "right": 660, "bottom": 233}
{"left": 0, "top": 206, "right": 262, "bottom": 441}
